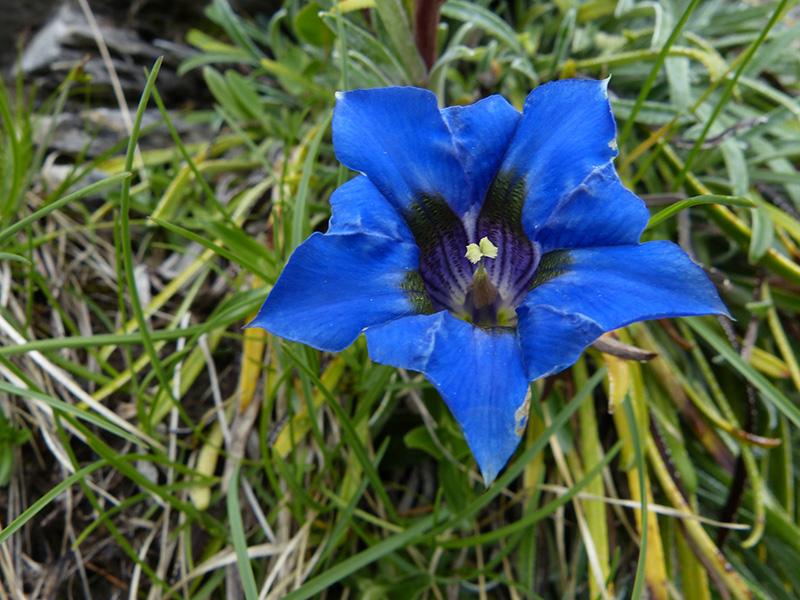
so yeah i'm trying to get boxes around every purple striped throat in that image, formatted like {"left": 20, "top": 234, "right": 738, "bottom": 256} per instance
{"left": 402, "top": 173, "right": 542, "bottom": 328}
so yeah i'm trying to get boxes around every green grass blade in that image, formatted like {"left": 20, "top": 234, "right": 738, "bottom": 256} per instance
{"left": 624, "top": 395, "right": 648, "bottom": 600}
{"left": 688, "top": 318, "right": 800, "bottom": 428}
{"left": 0, "top": 172, "right": 131, "bottom": 245}
{"left": 646, "top": 194, "right": 754, "bottom": 230}
{"left": 227, "top": 464, "right": 259, "bottom": 600}
{"left": 0, "top": 460, "right": 107, "bottom": 545}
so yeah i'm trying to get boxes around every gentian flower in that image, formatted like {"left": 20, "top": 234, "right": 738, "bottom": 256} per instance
{"left": 249, "top": 80, "right": 727, "bottom": 483}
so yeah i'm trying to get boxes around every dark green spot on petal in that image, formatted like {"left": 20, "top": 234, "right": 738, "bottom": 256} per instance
{"left": 479, "top": 172, "right": 526, "bottom": 236}
{"left": 404, "top": 195, "right": 465, "bottom": 255}
{"left": 529, "top": 250, "right": 572, "bottom": 290}
{"left": 400, "top": 270, "right": 436, "bottom": 314}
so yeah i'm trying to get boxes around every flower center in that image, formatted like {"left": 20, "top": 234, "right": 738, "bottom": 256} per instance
{"left": 460, "top": 235, "right": 539, "bottom": 327}
{"left": 401, "top": 174, "right": 542, "bottom": 328}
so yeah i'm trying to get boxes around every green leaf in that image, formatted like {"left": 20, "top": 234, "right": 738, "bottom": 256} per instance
{"left": 225, "top": 70, "right": 271, "bottom": 126}
{"left": 749, "top": 206, "right": 775, "bottom": 264}
{"left": 290, "top": 113, "right": 331, "bottom": 253}
{"left": 319, "top": 12, "right": 407, "bottom": 83}
{"left": 0, "top": 460, "right": 107, "bottom": 545}
{"left": 0, "top": 252, "right": 30, "bottom": 264}
{"left": 149, "top": 217, "right": 274, "bottom": 282}
{"left": 623, "top": 395, "right": 648, "bottom": 600}
{"left": 373, "top": 0, "right": 427, "bottom": 84}
{"left": 721, "top": 139, "right": 749, "bottom": 197}
{"left": 0, "top": 381, "right": 141, "bottom": 444}
{"left": 0, "top": 172, "right": 131, "bottom": 245}
{"left": 204, "top": 66, "right": 250, "bottom": 121}
{"left": 442, "top": 0, "right": 524, "bottom": 53}
{"left": 294, "top": 2, "right": 334, "bottom": 48}
{"left": 688, "top": 318, "right": 800, "bottom": 429}
{"left": 438, "top": 459, "right": 473, "bottom": 514}
{"left": 227, "top": 465, "right": 259, "bottom": 600}
{"left": 403, "top": 426, "right": 443, "bottom": 460}
{"left": 260, "top": 58, "right": 330, "bottom": 100}
{"left": 645, "top": 194, "right": 754, "bottom": 230}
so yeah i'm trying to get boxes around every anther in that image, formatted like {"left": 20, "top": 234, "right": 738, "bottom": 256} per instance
{"left": 465, "top": 236, "right": 498, "bottom": 264}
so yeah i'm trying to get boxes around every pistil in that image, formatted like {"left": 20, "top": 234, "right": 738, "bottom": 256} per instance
{"left": 464, "top": 237, "right": 506, "bottom": 327}
{"left": 471, "top": 264, "right": 497, "bottom": 309}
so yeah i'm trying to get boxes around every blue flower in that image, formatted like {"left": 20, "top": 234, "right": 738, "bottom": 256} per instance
{"left": 249, "top": 80, "right": 727, "bottom": 483}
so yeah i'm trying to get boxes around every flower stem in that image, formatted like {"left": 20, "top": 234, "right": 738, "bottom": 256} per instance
{"left": 414, "top": 0, "right": 444, "bottom": 71}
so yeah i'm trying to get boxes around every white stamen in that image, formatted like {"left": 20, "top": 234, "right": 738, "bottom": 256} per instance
{"left": 465, "top": 237, "right": 498, "bottom": 264}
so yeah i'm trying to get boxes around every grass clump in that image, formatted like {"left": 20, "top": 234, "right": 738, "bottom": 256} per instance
{"left": 1, "top": 0, "right": 800, "bottom": 598}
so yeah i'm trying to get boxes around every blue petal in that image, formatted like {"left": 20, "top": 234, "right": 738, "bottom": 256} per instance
{"left": 517, "top": 241, "right": 728, "bottom": 380}
{"left": 333, "top": 87, "right": 473, "bottom": 215}
{"left": 534, "top": 164, "right": 649, "bottom": 253}
{"left": 441, "top": 95, "right": 521, "bottom": 216}
{"left": 366, "top": 312, "right": 529, "bottom": 483}
{"left": 328, "top": 176, "right": 413, "bottom": 243}
{"left": 498, "top": 79, "right": 619, "bottom": 241}
{"left": 248, "top": 232, "right": 419, "bottom": 352}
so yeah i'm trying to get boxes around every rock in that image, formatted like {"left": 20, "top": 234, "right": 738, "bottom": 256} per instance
{"left": 5, "top": 0, "right": 281, "bottom": 105}
{"left": 16, "top": 2, "right": 206, "bottom": 105}
{"left": 34, "top": 107, "right": 197, "bottom": 156}
{"left": 0, "top": 0, "right": 61, "bottom": 67}
{"left": 35, "top": 107, "right": 203, "bottom": 196}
